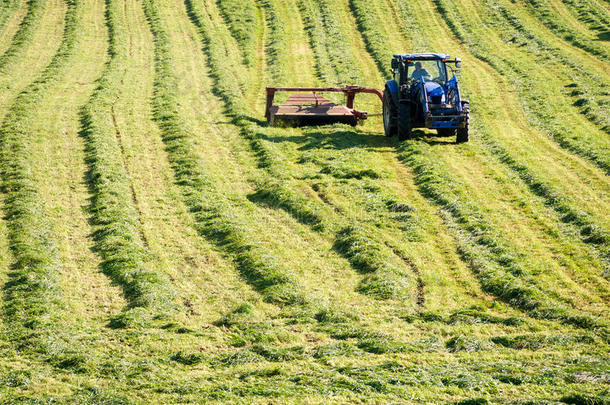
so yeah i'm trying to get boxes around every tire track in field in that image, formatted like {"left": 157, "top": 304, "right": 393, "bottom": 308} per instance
{"left": 106, "top": 5, "right": 151, "bottom": 250}
{"left": 296, "top": 0, "right": 497, "bottom": 311}
{"left": 181, "top": 0, "right": 439, "bottom": 347}
{"left": 394, "top": 0, "right": 610, "bottom": 286}
{"left": 0, "top": 0, "right": 46, "bottom": 72}
{"left": 144, "top": 0, "right": 282, "bottom": 326}
{"left": 440, "top": 0, "right": 610, "bottom": 168}
{"left": 385, "top": 241, "right": 424, "bottom": 307}
{"left": 0, "top": 0, "right": 85, "bottom": 354}
{"left": 0, "top": 0, "right": 25, "bottom": 55}
{"left": 110, "top": 99, "right": 150, "bottom": 248}
{"left": 346, "top": 0, "right": 608, "bottom": 326}
{"left": 0, "top": 0, "right": 64, "bottom": 120}
{"left": 417, "top": 0, "right": 610, "bottom": 279}
{"left": 248, "top": 0, "right": 267, "bottom": 109}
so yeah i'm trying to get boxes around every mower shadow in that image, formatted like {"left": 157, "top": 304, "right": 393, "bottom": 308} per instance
{"left": 256, "top": 126, "right": 395, "bottom": 152}
{"left": 254, "top": 124, "right": 459, "bottom": 154}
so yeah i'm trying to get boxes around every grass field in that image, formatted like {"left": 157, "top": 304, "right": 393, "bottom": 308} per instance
{"left": 0, "top": 0, "right": 608, "bottom": 403}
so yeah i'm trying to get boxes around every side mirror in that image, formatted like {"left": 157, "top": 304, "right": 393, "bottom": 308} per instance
{"left": 391, "top": 59, "right": 400, "bottom": 69}
{"left": 455, "top": 58, "right": 462, "bottom": 68}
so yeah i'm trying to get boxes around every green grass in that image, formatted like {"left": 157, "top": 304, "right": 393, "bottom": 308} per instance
{"left": 258, "top": 0, "right": 288, "bottom": 83}
{"left": 559, "top": 0, "right": 610, "bottom": 39}
{"left": 0, "top": 0, "right": 79, "bottom": 350}
{"left": 522, "top": 0, "right": 610, "bottom": 59}
{"left": 0, "top": 0, "right": 21, "bottom": 37}
{"left": 0, "top": 0, "right": 608, "bottom": 402}
{"left": 79, "top": 0, "right": 176, "bottom": 326}
{"left": 433, "top": 0, "right": 610, "bottom": 172}
{"left": 216, "top": 0, "right": 256, "bottom": 66}
{"left": 297, "top": 0, "right": 362, "bottom": 84}
{"left": 0, "top": 0, "right": 45, "bottom": 73}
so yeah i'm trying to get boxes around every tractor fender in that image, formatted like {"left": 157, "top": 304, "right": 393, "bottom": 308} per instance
{"left": 385, "top": 80, "right": 399, "bottom": 105}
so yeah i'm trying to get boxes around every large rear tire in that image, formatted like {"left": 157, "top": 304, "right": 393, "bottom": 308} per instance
{"left": 456, "top": 101, "right": 470, "bottom": 143}
{"left": 383, "top": 88, "right": 397, "bottom": 137}
{"left": 397, "top": 103, "right": 413, "bottom": 141}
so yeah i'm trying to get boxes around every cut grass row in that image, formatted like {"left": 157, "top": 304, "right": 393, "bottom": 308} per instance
{"left": 296, "top": 0, "right": 362, "bottom": 84}
{"left": 397, "top": 140, "right": 608, "bottom": 335}
{"left": 128, "top": 347, "right": 610, "bottom": 402}
{"left": 0, "top": 0, "right": 45, "bottom": 73}
{"left": 395, "top": 0, "right": 610, "bottom": 278}
{"left": 258, "top": 0, "right": 288, "bottom": 83}
{"left": 350, "top": 0, "right": 609, "bottom": 333}
{"left": 145, "top": 0, "right": 315, "bottom": 310}
{"left": 190, "top": 0, "right": 420, "bottom": 306}
{"left": 0, "top": 0, "right": 21, "bottom": 36}
{"left": 348, "top": 0, "right": 391, "bottom": 80}
{"left": 521, "top": 0, "right": 609, "bottom": 60}
{"left": 0, "top": 0, "right": 79, "bottom": 350}
{"left": 560, "top": 0, "right": 610, "bottom": 38}
{"left": 216, "top": 0, "right": 256, "bottom": 67}
{"left": 79, "top": 0, "right": 175, "bottom": 327}
{"left": 433, "top": 0, "right": 610, "bottom": 173}
{"left": 484, "top": 0, "right": 610, "bottom": 135}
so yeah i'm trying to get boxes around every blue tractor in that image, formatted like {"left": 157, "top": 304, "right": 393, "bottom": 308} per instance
{"left": 383, "top": 53, "right": 469, "bottom": 143}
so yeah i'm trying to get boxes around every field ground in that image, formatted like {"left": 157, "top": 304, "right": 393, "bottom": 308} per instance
{"left": 0, "top": 0, "right": 608, "bottom": 403}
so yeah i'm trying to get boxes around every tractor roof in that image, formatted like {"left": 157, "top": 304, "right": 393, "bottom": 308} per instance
{"left": 394, "top": 53, "right": 450, "bottom": 61}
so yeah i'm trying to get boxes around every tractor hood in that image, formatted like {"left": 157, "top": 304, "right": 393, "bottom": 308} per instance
{"left": 424, "top": 82, "right": 445, "bottom": 104}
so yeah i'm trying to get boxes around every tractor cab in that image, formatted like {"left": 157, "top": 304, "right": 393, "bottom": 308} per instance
{"left": 402, "top": 58, "right": 449, "bottom": 86}
{"left": 384, "top": 53, "right": 469, "bottom": 143}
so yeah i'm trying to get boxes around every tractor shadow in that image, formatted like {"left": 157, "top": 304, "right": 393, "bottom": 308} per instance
{"left": 255, "top": 125, "right": 459, "bottom": 153}
{"left": 415, "top": 129, "right": 461, "bottom": 146}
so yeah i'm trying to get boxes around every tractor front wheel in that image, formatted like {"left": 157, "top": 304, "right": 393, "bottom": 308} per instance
{"left": 398, "top": 103, "right": 413, "bottom": 141}
{"left": 383, "top": 88, "right": 397, "bottom": 137}
{"left": 456, "top": 101, "right": 470, "bottom": 143}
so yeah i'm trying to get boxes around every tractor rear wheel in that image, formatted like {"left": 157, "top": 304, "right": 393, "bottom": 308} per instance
{"left": 383, "top": 88, "right": 397, "bottom": 137}
{"left": 456, "top": 101, "right": 470, "bottom": 143}
{"left": 398, "top": 103, "right": 413, "bottom": 141}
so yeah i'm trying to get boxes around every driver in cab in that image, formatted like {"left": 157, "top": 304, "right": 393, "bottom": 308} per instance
{"left": 411, "top": 62, "right": 430, "bottom": 81}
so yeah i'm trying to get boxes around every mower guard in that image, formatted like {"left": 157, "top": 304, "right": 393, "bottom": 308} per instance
{"left": 265, "top": 86, "right": 383, "bottom": 126}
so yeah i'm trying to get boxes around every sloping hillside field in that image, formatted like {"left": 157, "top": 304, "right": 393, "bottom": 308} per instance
{"left": 0, "top": 0, "right": 608, "bottom": 403}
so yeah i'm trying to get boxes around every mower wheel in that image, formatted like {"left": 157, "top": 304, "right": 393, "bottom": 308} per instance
{"left": 457, "top": 101, "right": 470, "bottom": 143}
{"left": 398, "top": 103, "right": 413, "bottom": 141}
{"left": 383, "top": 88, "right": 397, "bottom": 137}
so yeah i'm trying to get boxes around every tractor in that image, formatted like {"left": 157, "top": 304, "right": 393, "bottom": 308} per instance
{"left": 383, "top": 53, "right": 469, "bottom": 142}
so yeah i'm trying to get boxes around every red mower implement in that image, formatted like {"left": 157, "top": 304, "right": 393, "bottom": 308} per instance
{"left": 265, "top": 85, "right": 383, "bottom": 126}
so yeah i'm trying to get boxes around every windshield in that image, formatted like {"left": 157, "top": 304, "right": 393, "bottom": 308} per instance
{"left": 406, "top": 60, "right": 448, "bottom": 84}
